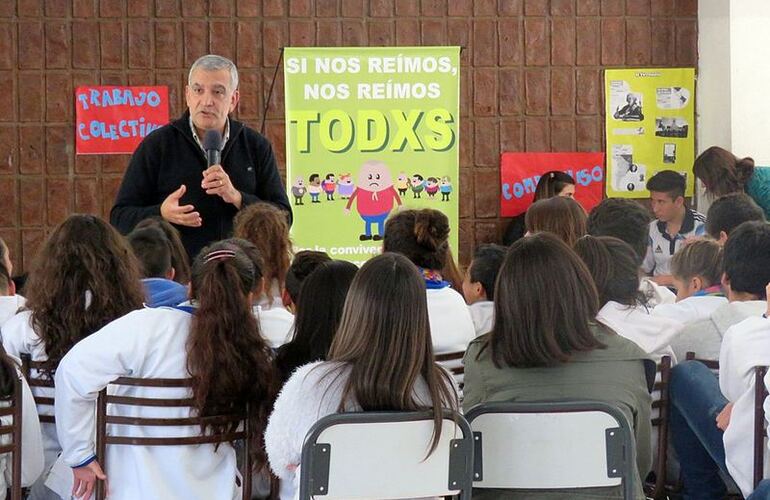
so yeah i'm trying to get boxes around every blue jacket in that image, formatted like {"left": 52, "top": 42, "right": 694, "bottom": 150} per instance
{"left": 142, "top": 278, "right": 188, "bottom": 308}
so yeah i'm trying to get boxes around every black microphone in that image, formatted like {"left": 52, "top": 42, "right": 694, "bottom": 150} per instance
{"left": 202, "top": 129, "right": 222, "bottom": 167}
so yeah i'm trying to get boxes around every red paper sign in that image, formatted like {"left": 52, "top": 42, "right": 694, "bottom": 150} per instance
{"left": 75, "top": 86, "right": 169, "bottom": 155}
{"left": 500, "top": 152, "right": 606, "bottom": 217}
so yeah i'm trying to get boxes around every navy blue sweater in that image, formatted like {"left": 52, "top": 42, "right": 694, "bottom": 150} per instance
{"left": 110, "top": 111, "right": 292, "bottom": 259}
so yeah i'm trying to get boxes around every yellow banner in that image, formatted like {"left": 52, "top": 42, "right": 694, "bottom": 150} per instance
{"left": 605, "top": 68, "right": 695, "bottom": 197}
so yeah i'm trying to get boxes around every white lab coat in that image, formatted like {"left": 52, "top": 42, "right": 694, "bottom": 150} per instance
{"left": 651, "top": 295, "right": 728, "bottom": 325}
{"left": 0, "top": 358, "right": 44, "bottom": 498}
{"left": 640, "top": 278, "right": 676, "bottom": 308}
{"left": 1, "top": 311, "right": 59, "bottom": 475}
{"left": 0, "top": 295, "right": 25, "bottom": 329}
{"left": 597, "top": 301, "right": 682, "bottom": 364}
{"left": 719, "top": 316, "right": 770, "bottom": 497}
{"left": 670, "top": 301, "right": 767, "bottom": 362}
{"left": 253, "top": 305, "right": 294, "bottom": 348}
{"left": 468, "top": 301, "right": 494, "bottom": 337}
{"left": 265, "top": 361, "right": 450, "bottom": 500}
{"left": 426, "top": 287, "right": 475, "bottom": 354}
{"left": 52, "top": 307, "right": 242, "bottom": 500}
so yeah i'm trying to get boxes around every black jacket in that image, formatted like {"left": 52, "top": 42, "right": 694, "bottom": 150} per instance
{"left": 110, "top": 111, "right": 292, "bottom": 259}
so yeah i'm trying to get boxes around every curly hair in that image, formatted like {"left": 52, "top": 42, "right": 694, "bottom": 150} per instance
{"left": 233, "top": 203, "right": 292, "bottom": 304}
{"left": 383, "top": 209, "right": 450, "bottom": 271}
{"left": 24, "top": 215, "right": 145, "bottom": 376}
{"left": 187, "top": 241, "right": 279, "bottom": 467}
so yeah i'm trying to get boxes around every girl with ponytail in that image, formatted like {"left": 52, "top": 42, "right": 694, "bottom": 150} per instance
{"left": 53, "top": 240, "right": 278, "bottom": 500}
{"left": 382, "top": 208, "right": 475, "bottom": 354}
{"left": 694, "top": 146, "right": 770, "bottom": 218}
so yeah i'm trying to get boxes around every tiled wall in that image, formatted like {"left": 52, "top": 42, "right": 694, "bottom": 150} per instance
{"left": 0, "top": 0, "right": 698, "bottom": 269}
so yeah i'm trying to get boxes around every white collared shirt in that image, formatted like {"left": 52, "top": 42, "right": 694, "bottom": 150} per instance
{"left": 188, "top": 115, "right": 229, "bottom": 154}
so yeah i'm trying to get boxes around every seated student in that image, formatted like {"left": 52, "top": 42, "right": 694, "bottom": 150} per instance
{"left": 574, "top": 235, "right": 682, "bottom": 363}
{"left": 0, "top": 344, "right": 45, "bottom": 497}
{"left": 1, "top": 215, "right": 145, "bottom": 496}
{"left": 503, "top": 170, "right": 576, "bottom": 245}
{"left": 234, "top": 202, "right": 292, "bottom": 310}
{"left": 668, "top": 280, "right": 770, "bottom": 498}
{"left": 274, "top": 260, "right": 358, "bottom": 382}
{"left": 53, "top": 242, "right": 279, "bottom": 500}
{"left": 382, "top": 209, "right": 475, "bottom": 353}
{"left": 462, "top": 244, "right": 506, "bottom": 336}
{"left": 127, "top": 226, "right": 188, "bottom": 308}
{"left": 281, "top": 251, "right": 331, "bottom": 313}
{"left": 670, "top": 221, "right": 770, "bottom": 362}
{"left": 265, "top": 253, "right": 459, "bottom": 499}
{"left": 0, "top": 238, "right": 24, "bottom": 327}
{"left": 587, "top": 198, "right": 675, "bottom": 306}
{"left": 463, "top": 233, "right": 652, "bottom": 499}
{"left": 134, "top": 217, "right": 191, "bottom": 284}
{"left": 652, "top": 239, "right": 727, "bottom": 324}
{"left": 705, "top": 192, "right": 766, "bottom": 244}
{"left": 642, "top": 170, "right": 707, "bottom": 286}
{"left": 524, "top": 196, "right": 586, "bottom": 247}
{"left": 226, "top": 238, "right": 294, "bottom": 348}
{"left": 694, "top": 146, "right": 770, "bottom": 219}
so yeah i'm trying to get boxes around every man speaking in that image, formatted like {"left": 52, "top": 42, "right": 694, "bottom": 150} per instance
{"left": 110, "top": 54, "right": 292, "bottom": 259}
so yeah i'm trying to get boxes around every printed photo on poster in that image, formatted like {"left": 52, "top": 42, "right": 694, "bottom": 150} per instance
{"left": 663, "top": 143, "right": 677, "bottom": 164}
{"left": 611, "top": 144, "right": 647, "bottom": 193}
{"left": 655, "top": 117, "right": 689, "bottom": 138}
{"left": 610, "top": 80, "right": 645, "bottom": 122}
{"left": 656, "top": 87, "right": 690, "bottom": 109}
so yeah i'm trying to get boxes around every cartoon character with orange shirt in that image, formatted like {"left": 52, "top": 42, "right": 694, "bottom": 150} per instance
{"left": 345, "top": 160, "right": 402, "bottom": 241}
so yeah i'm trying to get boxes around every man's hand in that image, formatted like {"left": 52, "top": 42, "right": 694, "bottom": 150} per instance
{"left": 716, "top": 402, "right": 734, "bottom": 431}
{"left": 72, "top": 461, "right": 107, "bottom": 499}
{"left": 160, "top": 185, "right": 202, "bottom": 227}
{"left": 202, "top": 165, "right": 242, "bottom": 208}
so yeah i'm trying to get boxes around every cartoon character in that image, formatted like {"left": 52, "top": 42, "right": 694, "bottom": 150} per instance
{"left": 425, "top": 177, "right": 439, "bottom": 198}
{"left": 440, "top": 176, "right": 453, "bottom": 201}
{"left": 345, "top": 160, "right": 402, "bottom": 241}
{"left": 395, "top": 172, "right": 410, "bottom": 197}
{"left": 291, "top": 177, "right": 306, "bottom": 205}
{"left": 337, "top": 173, "right": 354, "bottom": 199}
{"left": 308, "top": 174, "right": 322, "bottom": 203}
{"left": 322, "top": 173, "right": 336, "bottom": 201}
{"left": 411, "top": 174, "right": 425, "bottom": 199}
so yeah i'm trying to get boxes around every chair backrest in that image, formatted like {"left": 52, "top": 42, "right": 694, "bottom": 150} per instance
{"left": 298, "top": 410, "right": 473, "bottom": 500}
{"left": 19, "top": 354, "right": 54, "bottom": 424}
{"left": 754, "top": 366, "right": 768, "bottom": 489}
{"left": 0, "top": 372, "right": 22, "bottom": 500}
{"left": 646, "top": 356, "right": 672, "bottom": 499}
{"left": 685, "top": 351, "right": 720, "bottom": 370}
{"left": 465, "top": 401, "right": 636, "bottom": 499}
{"left": 95, "top": 377, "right": 251, "bottom": 500}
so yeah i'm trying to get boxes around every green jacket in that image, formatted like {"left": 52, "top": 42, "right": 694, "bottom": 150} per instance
{"left": 462, "top": 324, "right": 652, "bottom": 500}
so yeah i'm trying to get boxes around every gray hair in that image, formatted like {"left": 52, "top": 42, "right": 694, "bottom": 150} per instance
{"left": 188, "top": 54, "right": 239, "bottom": 91}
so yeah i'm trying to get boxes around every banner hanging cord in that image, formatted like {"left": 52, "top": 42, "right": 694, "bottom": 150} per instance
{"left": 261, "top": 48, "right": 284, "bottom": 135}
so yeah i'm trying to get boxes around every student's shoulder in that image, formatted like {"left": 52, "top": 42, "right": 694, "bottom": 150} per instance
{"left": 1, "top": 310, "right": 35, "bottom": 339}
{"left": 723, "top": 316, "right": 769, "bottom": 345}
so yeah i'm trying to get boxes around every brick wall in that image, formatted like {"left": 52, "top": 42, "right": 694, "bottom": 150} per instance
{"left": 0, "top": 0, "right": 698, "bottom": 270}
